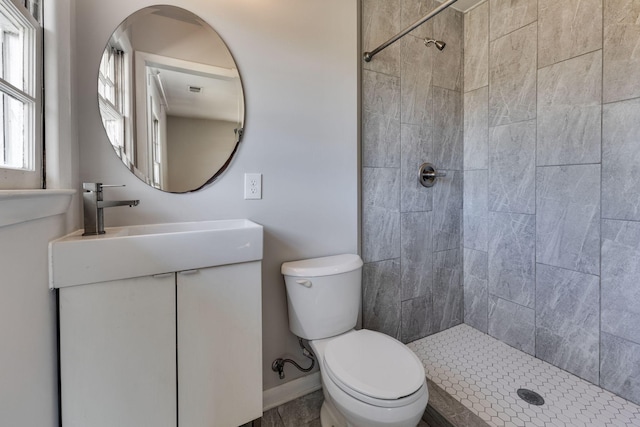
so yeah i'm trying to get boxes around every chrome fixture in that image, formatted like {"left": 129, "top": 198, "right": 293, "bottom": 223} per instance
{"left": 363, "top": 0, "right": 458, "bottom": 62}
{"left": 272, "top": 338, "right": 315, "bottom": 380}
{"left": 419, "top": 163, "right": 447, "bottom": 188}
{"left": 82, "top": 182, "right": 140, "bottom": 236}
{"left": 424, "top": 38, "right": 446, "bottom": 51}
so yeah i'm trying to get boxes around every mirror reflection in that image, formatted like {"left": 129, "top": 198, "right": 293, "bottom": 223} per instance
{"left": 98, "top": 5, "right": 245, "bottom": 193}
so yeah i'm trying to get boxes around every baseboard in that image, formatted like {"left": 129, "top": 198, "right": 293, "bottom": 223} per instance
{"left": 262, "top": 372, "right": 322, "bottom": 411}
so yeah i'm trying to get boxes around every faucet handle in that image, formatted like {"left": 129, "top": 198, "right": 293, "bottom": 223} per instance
{"left": 82, "top": 183, "right": 126, "bottom": 192}
{"left": 83, "top": 182, "right": 100, "bottom": 192}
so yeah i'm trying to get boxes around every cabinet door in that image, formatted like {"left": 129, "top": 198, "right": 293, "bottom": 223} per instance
{"left": 59, "top": 274, "right": 177, "bottom": 427}
{"left": 177, "top": 262, "right": 262, "bottom": 427}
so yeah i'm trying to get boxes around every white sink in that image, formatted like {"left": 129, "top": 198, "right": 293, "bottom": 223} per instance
{"left": 49, "top": 219, "right": 263, "bottom": 288}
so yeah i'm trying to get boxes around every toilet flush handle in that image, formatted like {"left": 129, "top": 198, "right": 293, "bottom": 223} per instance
{"left": 296, "top": 279, "right": 312, "bottom": 288}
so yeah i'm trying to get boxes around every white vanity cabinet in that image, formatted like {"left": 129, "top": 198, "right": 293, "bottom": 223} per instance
{"left": 59, "top": 274, "right": 177, "bottom": 427}
{"left": 59, "top": 261, "right": 262, "bottom": 427}
{"left": 51, "top": 219, "right": 264, "bottom": 427}
{"left": 177, "top": 262, "right": 262, "bottom": 427}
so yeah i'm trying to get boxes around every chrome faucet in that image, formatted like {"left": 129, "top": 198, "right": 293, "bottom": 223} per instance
{"left": 82, "top": 182, "right": 140, "bottom": 236}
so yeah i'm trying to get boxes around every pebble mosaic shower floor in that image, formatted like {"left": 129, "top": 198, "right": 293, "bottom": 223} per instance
{"left": 407, "top": 324, "right": 640, "bottom": 427}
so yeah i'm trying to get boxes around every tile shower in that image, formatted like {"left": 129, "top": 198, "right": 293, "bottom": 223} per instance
{"left": 362, "top": 0, "right": 640, "bottom": 412}
{"left": 362, "top": 0, "right": 464, "bottom": 343}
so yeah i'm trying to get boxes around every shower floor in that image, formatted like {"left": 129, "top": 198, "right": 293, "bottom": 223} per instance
{"left": 407, "top": 324, "right": 640, "bottom": 427}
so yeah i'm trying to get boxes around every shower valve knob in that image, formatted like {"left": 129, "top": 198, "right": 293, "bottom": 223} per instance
{"left": 419, "top": 163, "right": 446, "bottom": 188}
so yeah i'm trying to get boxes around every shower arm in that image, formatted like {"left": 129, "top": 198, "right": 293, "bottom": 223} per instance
{"left": 363, "top": 0, "right": 458, "bottom": 62}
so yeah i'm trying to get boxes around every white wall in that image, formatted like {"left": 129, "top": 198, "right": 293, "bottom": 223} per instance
{"left": 0, "top": 0, "right": 80, "bottom": 425}
{"left": 75, "top": 0, "right": 359, "bottom": 392}
{"left": 0, "top": 216, "right": 67, "bottom": 425}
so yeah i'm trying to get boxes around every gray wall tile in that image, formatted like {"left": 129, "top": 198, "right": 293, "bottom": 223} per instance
{"left": 464, "top": 2, "right": 488, "bottom": 93}
{"left": 537, "top": 51, "right": 602, "bottom": 166}
{"left": 363, "top": 69, "right": 401, "bottom": 123}
{"left": 362, "top": 208, "right": 401, "bottom": 263}
{"left": 604, "top": 0, "right": 640, "bottom": 103}
{"left": 401, "top": 212, "right": 433, "bottom": 300}
{"left": 601, "top": 333, "right": 640, "bottom": 406}
{"left": 401, "top": 35, "right": 434, "bottom": 127}
{"left": 363, "top": 112, "right": 401, "bottom": 169}
{"left": 464, "top": 248, "right": 488, "bottom": 333}
{"left": 538, "top": 0, "right": 602, "bottom": 68}
{"left": 401, "top": 296, "right": 432, "bottom": 343}
{"left": 363, "top": 259, "right": 401, "bottom": 339}
{"left": 489, "top": 120, "right": 536, "bottom": 215}
{"left": 536, "top": 164, "right": 601, "bottom": 275}
{"left": 433, "top": 170, "right": 462, "bottom": 252}
{"left": 488, "top": 296, "right": 535, "bottom": 355}
{"left": 603, "top": 98, "right": 640, "bottom": 221}
{"left": 464, "top": 87, "right": 488, "bottom": 170}
{"left": 488, "top": 212, "right": 536, "bottom": 308}
{"left": 433, "top": 87, "right": 463, "bottom": 171}
{"left": 433, "top": 249, "right": 463, "bottom": 333}
{"left": 489, "top": 23, "right": 537, "bottom": 127}
{"left": 463, "top": 170, "right": 488, "bottom": 252}
{"left": 401, "top": 0, "right": 434, "bottom": 40}
{"left": 363, "top": 70, "right": 401, "bottom": 168}
{"left": 363, "top": 166, "right": 401, "bottom": 211}
{"left": 362, "top": 0, "right": 401, "bottom": 75}
{"left": 489, "top": 0, "right": 537, "bottom": 41}
{"left": 401, "top": 123, "right": 433, "bottom": 212}
{"left": 362, "top": 0, "right": 464, "bottom": 356}
{"left": 601, "top": 219, "right": 640, "bottom": 346}
{"left": 458, "top": 0, "right": 640, "bottom": 403}
{"left": 536, "top": 264, "right": 600, "bottom": 384}
{"left": 362, "top": 168, "right": 400, "bottom": 263}
{"left": 433, "top": 5, "right": 463, "bottom": 92}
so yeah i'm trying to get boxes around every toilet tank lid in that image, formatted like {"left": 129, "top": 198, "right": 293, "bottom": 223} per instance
{"left": 281, "top": 254, "right": 363, "bottom": 277}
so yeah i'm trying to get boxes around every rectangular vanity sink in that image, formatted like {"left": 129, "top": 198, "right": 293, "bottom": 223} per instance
{"left": 49, "top": 219, "right": 263, "bottom": 288}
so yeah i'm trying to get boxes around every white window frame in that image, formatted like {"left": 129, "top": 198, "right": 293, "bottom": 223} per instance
{"left": 0, "top": 0, "right": 42, "bottom": 189}
{"left": 99, "top": 42, "right": 134, "bottom": 168}
{"left": 98, "top": 47, "right": 125, "bottom": 157}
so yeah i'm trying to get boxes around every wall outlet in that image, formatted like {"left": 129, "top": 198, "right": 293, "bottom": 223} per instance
{"left": 244, "top": 173, "right": 262, "bottom": 200}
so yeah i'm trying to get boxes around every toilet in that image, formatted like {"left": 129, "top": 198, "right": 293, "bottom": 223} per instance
{"left": 281, "top": 254, "right": 428, "bottom": 427}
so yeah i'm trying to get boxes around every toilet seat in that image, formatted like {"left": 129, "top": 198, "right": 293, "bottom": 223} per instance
{"left": 323, "top": 330, "right": 426, "bottom": 408}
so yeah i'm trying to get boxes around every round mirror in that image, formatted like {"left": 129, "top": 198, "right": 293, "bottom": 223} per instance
{"left": 98, "top": 5, "right": 245, "bottom": 193}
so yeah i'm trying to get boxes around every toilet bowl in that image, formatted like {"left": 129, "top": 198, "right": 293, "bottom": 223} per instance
{"left": 311, "top": 330, "right": 428, "bottom": 427}
{"left": 282, "top": 254, "right": 428, "bottom": 427}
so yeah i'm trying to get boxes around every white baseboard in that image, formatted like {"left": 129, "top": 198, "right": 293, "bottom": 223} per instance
{"left": 263, "top": 372, "right": 322, "bottom": 411}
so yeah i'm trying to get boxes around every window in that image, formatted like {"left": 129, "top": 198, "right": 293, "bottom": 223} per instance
{"left": 0, "top": 0, "right": 42, "bottom": 189}
{"left": 98, "top": 47, "right": 125, "bottom": 158}
{"left": 98, "top": 44, "right": 133, "bottom": 167}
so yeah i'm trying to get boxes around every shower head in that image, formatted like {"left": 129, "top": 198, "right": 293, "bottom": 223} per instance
{"left": 424, "top": 38, "right": 446, "bottom": 51}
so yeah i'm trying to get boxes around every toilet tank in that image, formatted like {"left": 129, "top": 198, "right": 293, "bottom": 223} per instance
{"left": 281, "top": 254, "right": 363, "bottom": 340}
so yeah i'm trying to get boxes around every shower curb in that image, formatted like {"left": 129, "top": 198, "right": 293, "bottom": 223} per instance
{"left": 423, "top": 378, "right": 490, "bottom": 427}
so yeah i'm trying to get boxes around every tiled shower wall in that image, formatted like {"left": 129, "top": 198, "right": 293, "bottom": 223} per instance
{"left": 361, "top": 1, "right": 464, "bottom": 343}
{"left": 463, "top": 0, "right": 640, "bottom": 405}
